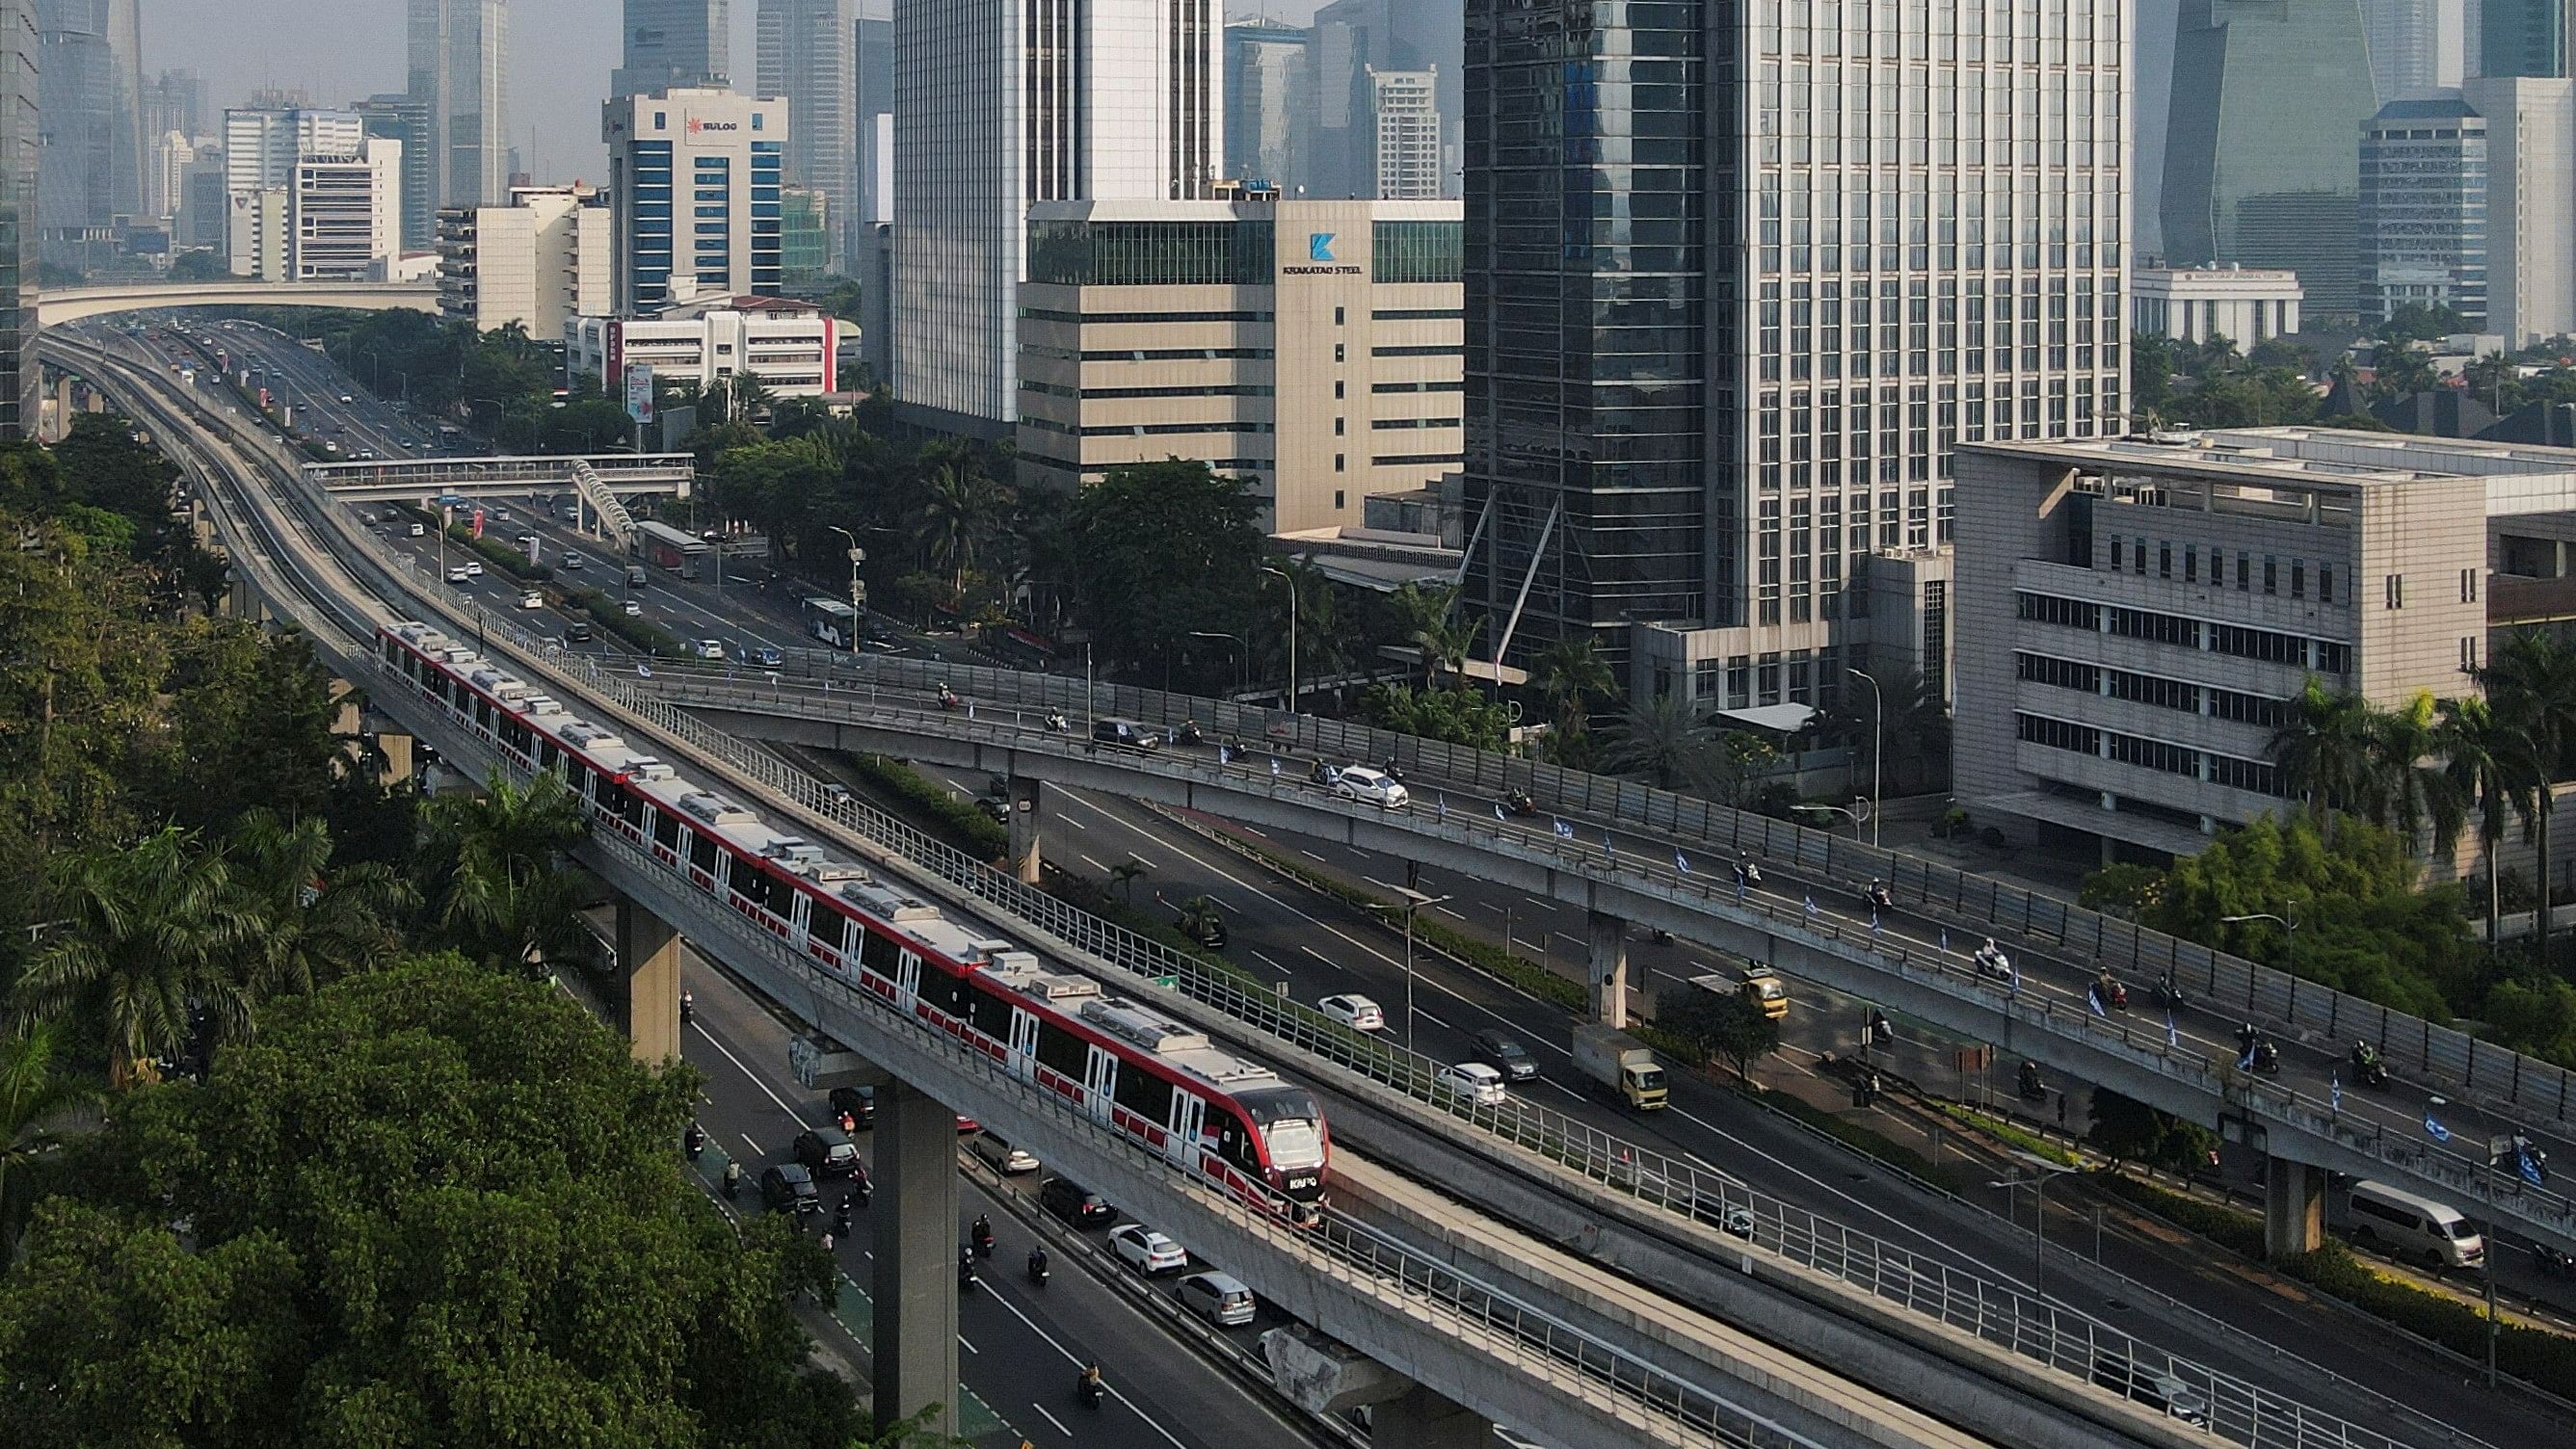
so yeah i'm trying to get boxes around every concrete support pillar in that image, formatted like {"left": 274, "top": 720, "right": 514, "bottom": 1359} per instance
{"left": 2264, "top": 1154, "right": 2326, "bottom": 1258}
{"left": 1586, "top": 909, "right": 1630, "bottom": 1028}
{"left": 615, "top": 896, "right": 682, "bottom": 1066}
{"left": 1374, "top": 1383, "right": 1489, "bottom": 1449}
{"left": 1006, "top": 776, "right": 1042, "bottom": 884}
{"left": 872, "top": 1081, "right": 960, "bottom": 1444}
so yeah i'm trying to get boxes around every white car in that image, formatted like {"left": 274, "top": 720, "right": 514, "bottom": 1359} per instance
{"left": 337, "top": 393, "right": 354, "bottom": 404}
{"left": 462, "top": 561, "right": 484, "bottom": 578}
{"left": 519, "top": 591, "right": 543, "bottom": 610}
{"left": 1436, "top": 1062, "right": 1508, "bottom": 1106}
{"left": 693, "top": 639, "right": 725, "bottom": 660}
{"left": 969, "top": 1131, "right": 1039, "bottom": 1175}
{"left": 1107, "top": 1223, "right": 1189, "bottom": 1276}
{"left": 444, "top": 566, "right": 470, "bottom": 585}
{"left": 622, "top": 598, "right": 644, "bottom": 617}
{"left": 562, "top": 552, "right": 585, "bottom": 570}
{"left": 1319, "top": 994, "right": 1386, "bottom": 1032}
{"left": 1333, "top": 766, "right": 1410, "bottom": 809}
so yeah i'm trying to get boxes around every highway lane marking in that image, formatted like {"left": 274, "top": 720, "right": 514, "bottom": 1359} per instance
{"left": 1080, "top": 853, "right": 1110, "bottom": 873}
{"left": 1363, "top": 877, "right": 1399, "bottom": 893}
{"left": 738, "top": 1133, "right": 762, "bottom": 1155}
{"left": 1416, "top": 1008, "right": 1455, "bottom": 1031}
{"left": 692, "top": 1016, "right": 815, "bottom": 1130}
{"left": 1300, "top": 849, "right": 1327, "bottom": 862}
{"left": 973, "top": 1261, "right": 1190, "bottom": 1448}
{"left": 960, "top": 1333, "right": 978, "bottom": 1355}
{"left": 1250, "top": 951, "right": 1284, "bottom": 973}
{"left": 1064, "top": 815, "right": 1087, "bottom": 831}
{"left": 1033, "top": 1405, "right": 1071, "bottom": 1436}
{"left": 1436, "top": 906, "right": 1466, "bottom": 920}
{"left": 1298, "top": 946, "right": 1341, "bottom": 972}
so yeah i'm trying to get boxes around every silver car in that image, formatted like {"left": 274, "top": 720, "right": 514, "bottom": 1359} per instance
{"left": 1176, "top": 1270, "right": 1257, "bottom": 1327}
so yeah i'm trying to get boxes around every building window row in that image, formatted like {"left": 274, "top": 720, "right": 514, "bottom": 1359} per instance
{"left": 2017, "top": 712, "right": 2286, "bottom": 796}
{"left": 1371, "top": 416, "right": 1460, "bottom": 430}
{"left": 2015, "top": 592, "right": 2352, "bottom": 675}
{"left": 1373, "top": 344, "right": 1463, "bottom": 358}
{"left": 2014, "top": 651, "right": 2293, "bottom": 730}
{"left": 2105, "top": 531, "right": 2335, "bottom": 602}
{"left": 1372, "top": 452, "right": 1465, "bottom": 467}
{"left": 1021, "top": 307, "right": 1275, "bottom": 326}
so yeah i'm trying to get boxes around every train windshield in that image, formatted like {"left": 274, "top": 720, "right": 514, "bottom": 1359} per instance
{"left": 1241, "top": 1087, "right": 1324, "bottom": 1170}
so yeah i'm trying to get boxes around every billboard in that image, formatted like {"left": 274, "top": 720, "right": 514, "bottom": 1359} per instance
{"left": 624, "top": 361, "right": 655, "bottom": 425}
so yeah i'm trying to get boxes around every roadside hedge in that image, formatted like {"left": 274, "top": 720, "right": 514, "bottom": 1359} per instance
{"left": 2094, "top": 1172, "right": 2268, "bottom": 1258}
{"left": 844, "top": 753, "right": 1008, "bottom": 858}
{"left": 562, "top": 586, "right": 684, "bottom": 656}
{"left": 2281, "top": 1241, "right": 2576, "bottom": 1398}
{"left": 1942, "top": 1104, "right": 2084, "bottom": 1168}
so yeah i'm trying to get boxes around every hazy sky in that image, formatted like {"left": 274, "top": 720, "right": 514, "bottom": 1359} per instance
{"left": 151, "top": 0, "right": 1326, "bottom": 184}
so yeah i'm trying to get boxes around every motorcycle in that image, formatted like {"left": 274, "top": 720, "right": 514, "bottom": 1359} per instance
{"left": 2237, "top": 1026, "right": 2281, "bottom": 1076}
{"left": 1380, "top": 758, "right": 1406, "bottom": 783}
{"left": 959, "top": 1252, "right": 979, "bottom": 1293}
{"left": 1173, "top": 720, "right": 1205, "bottom": 746}
{"left": 1045, "top": 710, "right": 1070, "bottom": 733}
{"left": 1736, "top": 858, "right": 1764, "bottom": 888}
{"left": 1973, "top": 941, "right": 2015, "bottom": 984}
{"left": 2017, "top": 1061, "right": 2048, "bottom": 1102}
{"left": 722, "top": 1161, "right": 742, "bottom": 1199}
{"left": 1076, "top": 1369, "right": 1106, "bottom": 1409}
{"left": 1867, "top": 882, "right": 1894, "bottom": 910}
{"left": 2350, "top": 1041, "right": 2390, "bottom": 1090}
{"left": 1027, "top": 1249, "right": 1050, "bottom": 1286}
{"left": 1309, "top": 760, "right": 1335, "bottom": 787}
{"left": 972, "top": 1218, "right": 996, "bottom": 1259}
{"left": 680, "top": 990, "right": 694, "bottom": 1025}
{"left": 2095, "top": 972, "right": 2129, "bottom": 1011}
{"left": 684, "top": 1122, "right": 704, "bottom": 1160}
{"left": 1504, "top": 791, "right": 1539, "bottom": 818}
{"left": 2534, "top": 1242, "right": 2576, "bottom": 1279}
{"left": 937, "top": 686, "right": 961, "bottom": 712}
{"left": 2150, "top": 974, "right": 2187, "bottom": 1013}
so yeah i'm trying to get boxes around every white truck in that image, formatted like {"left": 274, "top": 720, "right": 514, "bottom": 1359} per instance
{"left": 1572, "top": 1023, "right": 1668, "bottom": 1111}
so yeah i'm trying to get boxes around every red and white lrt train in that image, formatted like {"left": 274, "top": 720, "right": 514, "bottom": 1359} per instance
{"left": 376, "top": 620, "right": 1329, "bottom": 1222}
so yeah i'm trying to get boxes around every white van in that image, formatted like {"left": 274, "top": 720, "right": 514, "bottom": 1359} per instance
{"left": 2346, "top": 1179, "right": 2484, "bottom": 1270}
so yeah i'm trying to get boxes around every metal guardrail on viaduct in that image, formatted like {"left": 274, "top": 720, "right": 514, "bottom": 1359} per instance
{"left": 629, "top": 657, "right": 2576, "bottom": 1257}
{"left": 51, "top": 329, "right": 2479, "bottom": 1449}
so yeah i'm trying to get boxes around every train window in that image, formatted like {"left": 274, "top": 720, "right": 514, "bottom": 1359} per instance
{"left": 933, "top": 966, "right": 975, "bottom": 1017}
{"left": 562, "top": 761, "right": 590, "bottom": 798}
{"left": 726, "top": 856, "right": 769, "bottom": 910}
{"left": 970, "top": 989, "right": 1013, "bottom": 1041}
{"left": 593, "top": 773, "right": 621, "bottom": 809}
{"left": 1113, "top": 1061, "right": 1175, "bottom": 1123}
{"left": 810, "top": 909, "right": 846, "bottom": 954}
{"left": 538, "top": 741, "right": 561, "bottom": 772}
{"left": 651, "top": 811, "right": 680, "bottom": 851}
{"left": 858, "top": 931, "right": 899, "bottom": 977}
{"left": 687, "top": 831, "right": 717, "bottom": 874}
{"left": 1034, "top": 1020, "right": 1089, "bottom": 1079}
{"left": 1218, "top": 1116, "right": 1253, "bottom": 1170}
{"left": 473, "top": 698, "right": 492, "bottom": 730}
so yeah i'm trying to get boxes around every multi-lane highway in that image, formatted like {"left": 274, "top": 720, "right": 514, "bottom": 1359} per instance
{"left": 134, "top": 315, "right": 2576, "bottom": 1447}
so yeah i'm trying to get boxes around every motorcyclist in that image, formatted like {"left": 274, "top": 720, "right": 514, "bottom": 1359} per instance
{"left": 1046, "top": 709, "right": 1069, "bottom": 732}
{"left": 683, "top": 1122, "right": 705, "bottom": 1158}
{"left": 1027, "top": 1246, "right": 1050, "bottom": 1282}
{"left": 1867, "top": 879, "right": 1893, "bottom": 909}
{"left": 971, "top": 1213, "right": 994, "bottom": 1255}
{"left": 1077, "top": 1363, "right": 1105, "bottom": 1406}
{"left": 959, "top": 1250, "right": 978, "bottom": 1288}
{"left": 680, "top": 989, "right": 694, "bottom": 1024}
{"left": 722, "top": 1160, "right": 742, "bottom": 1199}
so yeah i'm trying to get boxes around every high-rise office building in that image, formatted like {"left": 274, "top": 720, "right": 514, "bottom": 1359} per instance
{"left": 1225, "top": 19, "right": 1313, "bottom": 190}
{"left": 779, "top": 184, "right": 830, "bottom": 290}
{"left": 438, "top": 183, "right": 611, "bottom": 334}
{"left": 1368, "top": 68, "right": 1440, "bottom": 199}
{"left": 757, "top": 0, "right": 857, "bottom": 271}
{"left": 1313, "top": 0, "right": 1460, "bottom": 200}
{"left": 2358, "top": 95, "right": 2487, "bottom": 328}
{"left": 0, "top": 0, "right": 35, "bottom": 438}
{"left": 2162, "top": 0, "right": 2378, "bottom": 314}
{"left": 889, "top": 0, "right": 1223, "bottom": 435}
{"left": 2361, "top": 0, "right": 2465, "bottom": 96}
{"left": 34, "top": 0, "right": 144, "bottom": 265}
{"left": 2480, "top": 0, "right": 2568, "bottom": 78}
{"left": 855, "top": 8, "right": 891, "bottom": 228}
{"left": 1463, "top": 0, "right": 2125, "bottom": 707}
{"left": 353, "top": 92, "right": 436, "bottom": 251}
{"left": 225, "top": 108, "right": 363, "bottom": 196}
{"left": 602, "top": 88, "right": 784, "bottom": 315}
{"left": 2462, "top": 76, "right": 2576, "bottom": 344}
{"left": 614, "top": 0, "right": 730, "bottom": 96}
{"left": 408, "top": 0, "right": 509, "bottom": 208}
{"left": 291, "top": 138, "right": 403, "bottom": 281}
{"left": 141, "top": 68, "right": 204, "bottom": 140}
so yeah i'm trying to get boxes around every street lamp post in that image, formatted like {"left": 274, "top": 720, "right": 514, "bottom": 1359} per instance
{"left": 2219, "top": 907, "right": 2299, "bottom": 988}
{"left": 1188, "top": 629, "right": 1250, "bottom": 696}
{"left": 2430, "top": 1093, "right": 2507, "bottom": 1387}
{"left": 1845, "top": 668, "right": 1884, "bottom": 847}
{"left": 1261, "top": 564, "right": 1298, "bottom": 709}
{"left": 1374, "top": 887, "right": 1452, "bottom": 1052}
{"left": 829, "top": 526, "right": 867, "bottom": 647}
{"left": 1988, "top": 1152, "right": 2079, "bottom": 1293}
{"left": 1792, "top": 799, "right": 1872, "bottom": 840}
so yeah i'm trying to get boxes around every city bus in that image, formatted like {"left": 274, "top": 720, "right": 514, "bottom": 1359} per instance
{"left": 803, "top": 596, "right": 862, "bottom": 650}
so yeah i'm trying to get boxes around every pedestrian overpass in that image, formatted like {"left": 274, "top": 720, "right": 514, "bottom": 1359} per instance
{"left": 37, "top": 279, "right": 439, "bottom": 327}
{"left": 301, "top": 453, "right": 694, "bottom": 502}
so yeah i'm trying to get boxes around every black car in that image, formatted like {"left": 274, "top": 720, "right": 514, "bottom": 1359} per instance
{"left": 1039, "top": 1175, "right": 1116, "bottom": 1227}
{"left": 794, "top": 1126, "right": 865, "bottom": 1180}
{"left": 1471, "top": 1028, "right": 1539, "bottom": 1082}
{"left": 828, "top": 1085, "right": 875, "bottom": 1129}
{"left": 759, "top": 1163, "right": 822, "bottom": 1217}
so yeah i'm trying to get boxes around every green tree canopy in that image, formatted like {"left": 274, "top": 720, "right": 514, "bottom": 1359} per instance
{"left": 1659, "top": 986, "right": 1780, "bottom": 1085}
{"left": 0, "top": 957, "right": 860, "bottom": 1449}
{"left": 1359, "top": 683, "right": 1515, "bottom": 751}
{"left": 1069, "top": 461, "right": 1264, "bottom": 681}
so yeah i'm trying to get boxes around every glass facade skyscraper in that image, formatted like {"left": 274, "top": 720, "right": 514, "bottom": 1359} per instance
{"left": 2161, "top": 0, "right": 2377, "bottom": 314}
{"left": 408, "top": 0, "right": 509, "bottom": 208}
{"left": 757, "top": 0, "right": 857, "bottom": 271}
{"left": 614, "top": 0, "right": 731, "bottom": 97}
{"left": 0, "top": 0, "right": 35, "bottom": 439}
{"left": 34, "top": 0, "right": 143, "bottom": 267}
{"left": 1464, "top": 0, "right": 2125, "bottom": 706}
{"left": 2481, "top": 0, "right": 2568, "bottom": 77}
{"left": 2358, "top": 95, "right": 2486, "bottom": 329}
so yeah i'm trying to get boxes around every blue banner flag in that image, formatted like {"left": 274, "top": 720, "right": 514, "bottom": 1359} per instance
{"left": 1270, "top": 757, "right": 1281, "bottom": 777}
{"left": 637, "top": 662, "right": 653, "bottom": 678}
{"left": 1676, "top": 851, "right": 1692, "bottom": 875}
{"left": 1803, "top": 893, "right": 1819, "bottom": 916}
{"left": 2330, "top": 1072, "right": 2342, "bottom": 1114}
{"left": 2424, "top": 1109, "right": 2451, "bottom": 1144}
{"left": 2086, "top": 984, "right": 2106, "bottom": 1016}
{"left": 2165, "top": 1011, "right": 2180, "bottom": 1048}
{"left": 1495, "top": 803, "right": 1507, "bottom": 821}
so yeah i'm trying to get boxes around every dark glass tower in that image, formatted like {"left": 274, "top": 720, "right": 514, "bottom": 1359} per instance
{"left": 0, "top": 0, "right": 33, "bottom": 438}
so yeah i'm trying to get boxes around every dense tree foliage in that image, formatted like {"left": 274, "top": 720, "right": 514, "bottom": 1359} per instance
{"left": 1069, "top": 461, "right": 1266, "bottom": 683}
{"left": 0, "top": 959, "right": 859, "bottom": 1449}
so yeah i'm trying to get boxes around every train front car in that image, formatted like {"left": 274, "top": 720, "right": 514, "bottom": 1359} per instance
{"left": 1237, "top": 1085, "right": 1329, "bottom": 1224}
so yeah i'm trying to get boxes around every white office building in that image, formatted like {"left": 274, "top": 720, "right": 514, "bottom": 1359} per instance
{"left": 890, "top": 0, "right": 1223, "bottom": 435}
{"left": 407, "top": 0, "right": 509, "bottom": 207}
{"left": 224, "top": 107, "right": 360, "bottom": 195}
{"left": 1369, "top": 68, "right": 1440, "bottom": 200}
{"left": 437, "top": 183, "right": 612, "bottom": 335}
{"left": 757, "top": 0, "right": 858, "bottom": 270}
{"left": 225, "top": 186, "right": 286, "bottom": 280}
{"left": 603, "top": 88, "right": 787, "bottom": 316}
{"left": 2131, "top": 265, "right": 2305, "bottom": 345}
{"left": 2362, "top": 0, "right": 2467, "bottom": 97}
{"left": 2463, "top": 77, "right": 2575, "bottom": 346}
{"left": 566, "top": 292, "right": 838, "bottom": 397}
{"left": 291, "top": 137, "right": 403, "bottom": 280}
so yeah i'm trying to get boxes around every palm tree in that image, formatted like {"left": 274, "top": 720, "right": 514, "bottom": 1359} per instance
{"left": 0, "top": 1024, "right": 90, "bottom": 1265}
{"left": 14, "top": 830, "right": 259, "bottom": 1088}
{"left": 2269, "top": 678, "right": 2388, "bottom": 828}
{"left": 1529, "top": 635, "right": 1619, "bottom": 741}
{"left": 2438, "top": 694, "right": 2517, "bottom": 941}
{"left": 1604, "top": 692, "right": 1720, "bottom": 793}
{"left": 915, "top": 462, "right": 1006, "bottom": 599}
{"left": 225, "top": 812, "right": 414, "bottom": 996}
{"left": 1110, "top": 858, "right": 1151, "bottom": 908}
{"left": 726, "top": 370, "right": 776, "bottom": 424}
{"left": 2481, "top": 630, "right": 2576, "bottom": 958}
{"left": 417, "top": 769, "right": 596, "bottom": 979}
{"left": 1387, "top": 582, "right": 1482, "bottom": 686}
{"left": 2372, "top": 690, "right": 2463, "bottom": 852}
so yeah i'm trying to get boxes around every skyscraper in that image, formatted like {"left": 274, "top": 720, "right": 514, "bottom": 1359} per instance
{"left": 2162, "top": 0, "right": 2378, "bottom": 314}
{"left": 141, "top": 67, "right": 204, "bottom": 140}
{"left": 2358, "top": 95, "right": 2486, "bottom": 328}
{"left": 1224, "top": 19, "right": 1313, "bottom": 191}
{"left": 1313, "top": 0, "right": 1460, "bottom": 199}
{"left": 602, "top": 88, "right": 784, "bottom": 314}
{"left": 855, "top": 7, "right": 891, "bottom": 227}
{"left": 1463, "top": 0, "right": 2125, "bottom": 703}
{"left": 2481, "top": 0, "right": 2569, "bottom": 78}
{"left": 34, "top": 0, "right": 143, "bottom": 265}
{"left": 1369, "top": 68, "right": 1440, "bottom": 198}
{"left": 757, "top": 0, "right": 856, "bottom": 271}
{"left": 614, "top": 0, "right": 730, "bottom": 98}
{"left": 2361, "top": 0, "right": 2465, "bottom": 96}
{"left": 0, "top": 0, "right": 35, "bottom": 438}
{"left": 408, "top": 0, "right": 509, "bottom": 208}
{"left": 889, "top": 0, "right": 1223, "bottom": 435}
{"left": 353, "top": 92, "right": 436, "bottom": 251}
{"left": 2462, "top": 76, "right": 2576, "bottom": 344}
